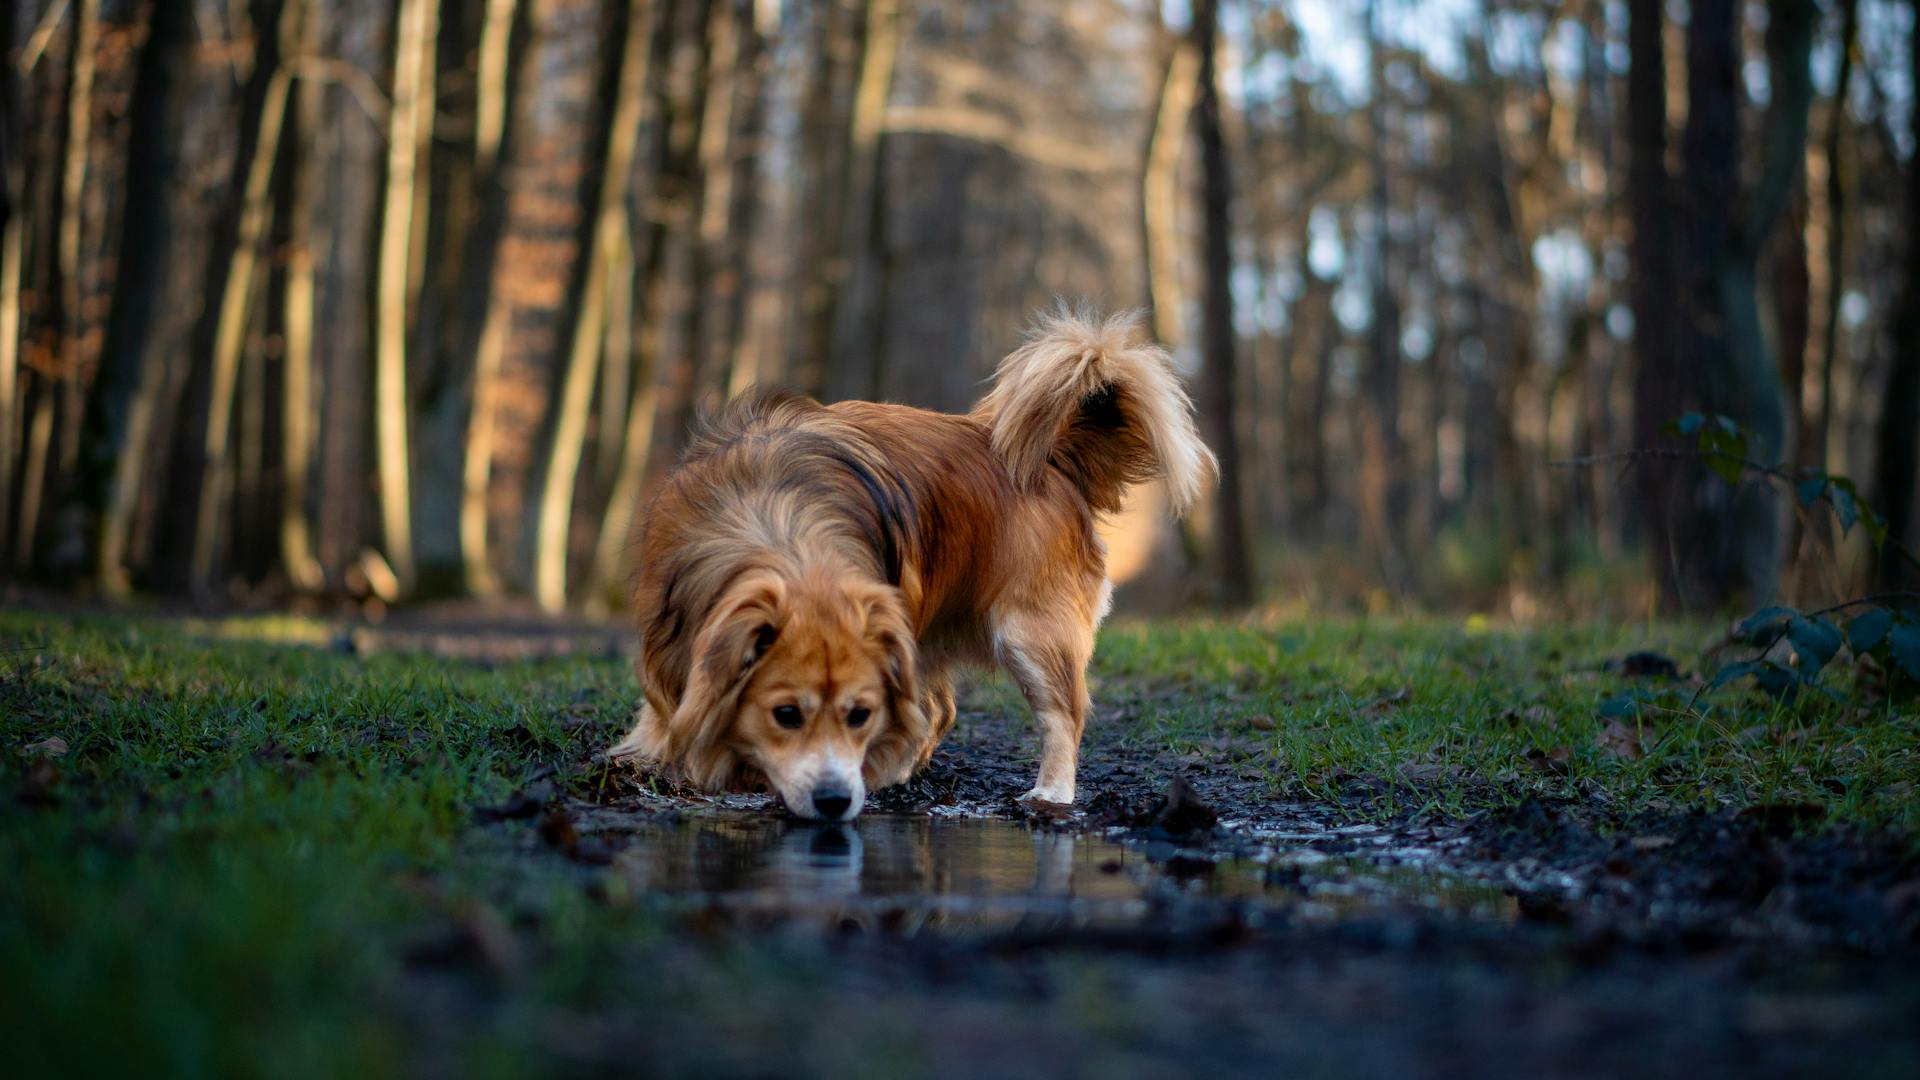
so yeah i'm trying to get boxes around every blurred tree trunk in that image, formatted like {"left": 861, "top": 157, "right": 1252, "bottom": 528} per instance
{"left": 787, "top": 0, "right": 855, "bottom": 398}
{"left": 456, "top": 0, "right": 523, "bottom": 597}
{"left": 1360, "top": 0, "right": 1406, "bottom": 590}
{"left": 717, "top": 7, "right": 770, "bottom": 398}
{"left": 1191, "top": 0, "right": 1252, "bottom": 605}
{"left": 827, "top": 0, "right": 897, "bottom": 402}
{"left": 310, "top": 0, "right": 387, "bottom": 594}
{"left": 278, "top": 2, "right": 323, "bottom": 593}
{"left": 371, "top": 0, "right": 438, "bottom": 593}
{"left": 471, "top": 0, "right": 603, "bottom": 593}
{"left": 1142, "top": 33, "right": 1197, "bottom": 347}
{"left": 1874, "top": 0, "right": 1920, "bottom": 593}
{"left": 1633, "top": 0, "right": 1812, "bottom": 611}
{"left": 588, "top": 0, "right": 709, "bottom": 607}
{"left": 1810, "top": 0, "right": 1858, "bottom": 478}
{"left": 534, "top": 0, "right": 655, "bottom": 612}
{"left": 190, "top": 0, "right": 298, "bottom": 596}
{"left": 94, "top": 0, "right": 236, "bottom": 592}
{"left": 1626, "top": 0, "right": 1686, "bottom": 603}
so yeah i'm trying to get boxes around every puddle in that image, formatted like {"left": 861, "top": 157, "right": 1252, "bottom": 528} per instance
{"left": 582, "top": 813, "right": 1518, "bottom": 934}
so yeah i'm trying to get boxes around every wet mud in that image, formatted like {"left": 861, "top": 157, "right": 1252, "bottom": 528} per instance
{"left": 452, "top": 681, "right": 1920, "bottom": 1076}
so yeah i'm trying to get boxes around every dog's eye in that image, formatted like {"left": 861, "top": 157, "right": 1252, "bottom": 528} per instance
{"left": 772, "top": 704, "right": 804, "bottom": 729}
{"left": 846, "top": 706, "right": 871, "bottom": 729}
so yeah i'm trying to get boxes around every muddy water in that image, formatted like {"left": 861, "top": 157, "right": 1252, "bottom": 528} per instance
{"left": 596, "top": 813, "right": 1517, "bottom": 934}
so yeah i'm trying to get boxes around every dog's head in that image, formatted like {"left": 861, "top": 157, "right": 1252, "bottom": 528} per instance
{"left": 666, "top": 570, "right": 928, "bottom": 820}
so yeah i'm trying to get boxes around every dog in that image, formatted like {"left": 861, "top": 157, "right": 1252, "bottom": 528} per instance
{"left": 606, "top": 308, "right": 1215, "bottom": 820}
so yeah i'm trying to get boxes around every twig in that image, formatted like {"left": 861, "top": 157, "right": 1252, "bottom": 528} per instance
{"left": 1803, "top": 592, "right": 1920, "bottom": 619}
{"left": 1554, "top": 447, "right": 1920, "bottom": 571}
{"left": 1550, "top": 447, "right": 1795, "bottom": 484}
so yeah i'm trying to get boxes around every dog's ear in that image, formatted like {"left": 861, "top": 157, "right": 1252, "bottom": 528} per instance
{"left": 856, "top": 584, "right": 930, "bottom": 788}
{"left": 671, "top": 573, "right": 788, "bottom": 780}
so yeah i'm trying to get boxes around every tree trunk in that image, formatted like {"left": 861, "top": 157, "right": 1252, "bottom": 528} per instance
{"left": 1874, "top": 0, "right": 1920, "bottom": 594}
{"left": 472, "top": 0, "right": 603, "bottom": 593}
{"left": 533, "top": 0, "right": 655, "bottom": 612}
{"left": 1191, "top": 0, "right": 1252, "bottom": 605}
{"left": 1811, "top": 0, "right": 1858, "bottom": 479}
{"left": 1361, "top": 0, "right": 1406, "bottom": 589}
{"left": 94, "top": 0, "right": 237, "bottom": 592}
{"left": 1142, "top": 35, "right": 1198, "bottom": 346}
{"left": 310, "top": 0, "right": 387, "bottom": 593}
{"left": 371, "top": 0, "right": 438, "bottom": 593}
{"left": 827, "top": 0, "right": 899, "bottom": 402}
{"left": 1633, "top": 0, "right": 1811, "bottom": 611}
{"left": 190, "top": 4, "right": 298, "bottom": 596}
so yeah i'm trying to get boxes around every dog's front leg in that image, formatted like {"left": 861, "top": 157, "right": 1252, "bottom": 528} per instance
{"left": 606, "top": 700, "right": 663, "bottom": 762}
{"left": 994, "top": 621, "right": 1090, "bottom": 805}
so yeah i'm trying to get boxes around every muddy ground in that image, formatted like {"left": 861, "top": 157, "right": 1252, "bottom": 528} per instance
{"left": 464, "top": 678, "right": 1920, "bottom": 1077}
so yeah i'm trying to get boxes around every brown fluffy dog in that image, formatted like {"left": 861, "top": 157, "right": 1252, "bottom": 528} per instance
{"left": 607, "top": 309, "right": 1215, "bottom": 819}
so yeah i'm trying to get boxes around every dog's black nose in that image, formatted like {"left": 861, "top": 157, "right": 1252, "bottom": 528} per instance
{"left": 811, "top": 787, "right": 853, "bottom": 820}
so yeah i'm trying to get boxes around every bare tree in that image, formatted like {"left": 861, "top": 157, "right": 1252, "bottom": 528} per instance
{"left": 1875, "top": 0, "right": 1920, "bottom": 593}
{"left": 1191, "top": 0, "right": 1251, "bottom": 605}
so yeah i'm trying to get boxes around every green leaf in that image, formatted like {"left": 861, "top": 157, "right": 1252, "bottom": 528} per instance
{"left": 1786, "top": 615, "right": 1842, "bottom": 673}
{"left": 1599, "top": 691, "right": 1653, "bottom": 718}
{"left": 1796, "top": 475, "right": 1828, "bottom": 508}
{"left": 1752, "top": 661, "right": 1803, "bottom": 697}
{"left": 1846, "top": 608, "right": 1893, "bottom": 653}
{"left": 1888, "top": 622, "right": 1920, "bottom": 682}
{"left": 1669, "top": 412, "right": 1707, "bottom": 436}
{"left": 1737, "top": 606, "right": 1797, "bottom": 641}
{"left": 1829, "top": 485, "right": 1860, "bottom": 534}
{"left": 1707, "top": 660, "right": 1762, "bottom": 692}
{"left": 1863, "top": 508, "right": 1889, "bottom": 548}
{"left": 1705, "top": 453, "right": 1746, "bottom": 485}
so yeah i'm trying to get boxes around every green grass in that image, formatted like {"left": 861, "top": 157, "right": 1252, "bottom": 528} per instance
{"left": 1, "top": 609, "right": 1915, "bottom": 1075}
{"left": 1092, "top": 616, "right": 1920, "bottom": 830}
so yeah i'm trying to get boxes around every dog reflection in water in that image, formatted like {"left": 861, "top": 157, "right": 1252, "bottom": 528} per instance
{"left": 615, "top": 817, "right": 1086, "bottom": 908}
{"left": 762, "top": 823, "right": 864, "bottom": 900}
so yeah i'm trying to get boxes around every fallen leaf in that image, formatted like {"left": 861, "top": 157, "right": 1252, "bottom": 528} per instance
{"left": 1364, "top": 687, "right": 1412, "bottom": 714}
{"left": 1245, "top": 714, "right": 1277, "bottom": 732}
{"left": 1611, "top": 651, "right": 1681, "bottom": 679}
{"left": 1147, "top": 774, "right": 1217, "bottom": 838}
{"left": 1594, "top": 719, "right": 1645, "bottom": 760}
{"left": 20, "top": 736, "right": 68, "bottom": 759}
{"left": 1525, "top": 746, "right": 1573, "bottom": 775}
{"left": 1398, "top": 763, "right": 1451, "bottom": 783}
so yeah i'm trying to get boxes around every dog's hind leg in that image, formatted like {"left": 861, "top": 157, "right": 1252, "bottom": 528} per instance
{"left": 993, "top": 613, "right": 1092, "bottom": 805}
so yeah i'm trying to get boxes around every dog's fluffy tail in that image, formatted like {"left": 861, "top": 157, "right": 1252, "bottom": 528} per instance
{"left": 975, "top": 307, "right": 1216, "bottom": 515}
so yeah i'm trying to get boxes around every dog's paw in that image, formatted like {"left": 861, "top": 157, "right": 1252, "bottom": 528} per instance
{"left": 1018, "top": 786, "right": 1075, "bottom": 816}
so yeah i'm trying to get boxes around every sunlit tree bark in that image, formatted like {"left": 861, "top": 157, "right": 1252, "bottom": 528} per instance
{"left": 190, "top": 1, "right": 300, "bottom": 595}
{"left": 533, "top": 0, "right": 655, "bottom": 612}
{"left": 470, "top": 0, "right": 602, "bottom": 592}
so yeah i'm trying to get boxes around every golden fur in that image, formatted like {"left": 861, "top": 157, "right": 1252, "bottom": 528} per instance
{"left": 608, "top": 308, "right": 1216, "bottom": 819}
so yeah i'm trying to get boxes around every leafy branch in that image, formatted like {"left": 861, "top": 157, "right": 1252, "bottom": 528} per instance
{"left": 1565, "top": 413, "right": 1920, "bottom": 706}
{"left": 1552, "top": 412, "right": 1920, "bottom": 571}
